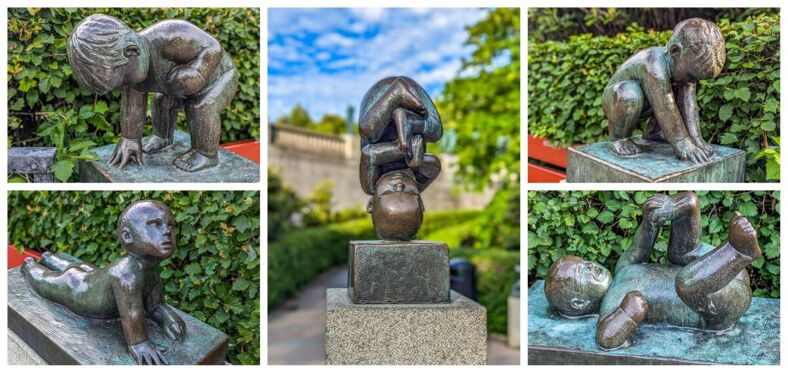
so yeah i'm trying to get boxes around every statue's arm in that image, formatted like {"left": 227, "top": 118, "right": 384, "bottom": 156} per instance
{"left": 676, "top": 82, "right": 701, "bottom": 139}
{"left": 359, "top": 141, "right": 403, "bottom": 194}
{"left": 111, "top": 272, "right": 148, "bottom": 347}
{"left": 615, "top": 194, "right": 667, "bottom": 271}
{"left": 596, "top": 291, "right": 649, "bottom": 349}
{"left": 641, "top": 72, "right": 690, "bottom": 143}
{"left": 145, "top": 280, "right": 185, "bottom": 341}
{"left": 120, "top": 87, "right": 147, "bottom": 140}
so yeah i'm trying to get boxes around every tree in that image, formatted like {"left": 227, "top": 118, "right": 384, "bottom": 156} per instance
{"left": 438, "top": 8, "right": 520, "bottom": 251}
{"left": 313, "top": 113, "right": 347, "bottom": 135}
{"left": 275, "top": 103, "right": 312, "bottom": 128}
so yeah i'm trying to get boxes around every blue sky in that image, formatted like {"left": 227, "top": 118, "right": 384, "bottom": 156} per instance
{"left": 268, "top": 8, "right": 487, "bottom": 122}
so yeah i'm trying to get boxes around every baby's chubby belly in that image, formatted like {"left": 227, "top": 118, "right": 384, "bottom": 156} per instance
{"left": 599, "top": 264, "right": 704, "bottom": 328}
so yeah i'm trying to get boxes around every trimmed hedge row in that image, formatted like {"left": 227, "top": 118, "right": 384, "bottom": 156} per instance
{"left": 8, "top": 191, "right": 261, "bottom": 364}
{"left": 8, "top": 8, "right": 261, "bottom": 181}
{"left": 528, "top": 14, "right": 780, "bottom": 181}
{"left": 528, "top": 191, "right": 780, "bottom": 298}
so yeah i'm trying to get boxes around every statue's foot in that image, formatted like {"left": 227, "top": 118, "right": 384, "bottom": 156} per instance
{"left": 143, "top": 135, "right": 173, "bottom": 153}
{"left": 728, "top": 211, "right": 761, "bottom": 259}
{"left": 173, "top": 149, "right": 218, "bottom": 172}
{"left": 608, "top": 138, "right": 641, "bottom": 156}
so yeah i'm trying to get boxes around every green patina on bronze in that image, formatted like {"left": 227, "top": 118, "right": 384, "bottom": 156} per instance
{"left": 567, "top": 137, "right": 745, "bottom": 183}
{"left": 543, "top": 192, "right": 764, "bottom": 351}
{"left": 80, "top": 130, "right": 259, "bottom": 183}
{"left": 528, "top": 280, "right": 779, "bottom": 365}
{"left": 8, "top": 268, "right": 228, "bottom": 365}
{"left": 67, "top": 14, "right": 238, "bottom": 172}
{"left": 14, "top": 200, "right": 223, "bottom": 365}
{"left": 603, "top": 18, "right": 726, "bottom": 164}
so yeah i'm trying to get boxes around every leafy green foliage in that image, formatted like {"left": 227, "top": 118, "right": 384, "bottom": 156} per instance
{"left": 8, "top": 8, "right": 260, "bottom": 182}
{"left": 267, "top": 168, "right": 303, "bottom": 242}
{"left": 528, "top": 8, "right": 778, "bottom": 42}
{"left": 528, "top": 14, "right": 780, "bottom": 181}
{"left": 528, "top": 191, "right": 780, "bottom": 298}
{"left": 274, "top": 104, "right": 351, "bottom": 135}
{"left": 8, "top": 191, "right": 260, "bottom": 364}
{"left": 754, "top": 136, "right": 780, "bottom": 181}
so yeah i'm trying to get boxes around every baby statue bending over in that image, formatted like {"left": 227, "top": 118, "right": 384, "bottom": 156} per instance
{"left": 603, "top": 18, "right": 726, "bottom": 164}
{"left": 67, "top": 14, "right": 238, "bottom": 171}
{"left": 358, "top": 76, "right": 443, "bottom": 241}
{"left": 21, "top": 200, "right": 185, "bottom": 365}
{"left": 545, "top": 192, "right": 761, "bottom": 349}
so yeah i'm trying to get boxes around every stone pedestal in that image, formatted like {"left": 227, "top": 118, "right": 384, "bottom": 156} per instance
{"left": 528, "top": 280, "right": 780, "bottom": 365}
{"left": 348, "top": 240, "right": 450, "bottom": 303}
{"left": 566, "top": 137, "right": 745, "bottom": 182}
{"left": 507, "top": 295, "right": 520, "bottom": 348}
{"left": 8, "top": 268, "right": 228, "bottom": 365}
{"left": 325, "top": 288, "right": 486, "bottom": 365}
{"left": 80, "top": 130, "right": 259, "bottom": 182}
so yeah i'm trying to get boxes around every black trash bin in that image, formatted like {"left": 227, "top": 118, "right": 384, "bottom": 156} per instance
{"left": 450, "top": 258, "right": 477, "bottom": 300}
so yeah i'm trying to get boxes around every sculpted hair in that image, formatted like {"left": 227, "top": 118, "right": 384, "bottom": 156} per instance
{"left": 67, "top": 14, "right": 134, "bottom": 94}
{"left": 668, "top": 18, "right": 726, "bottom": 78}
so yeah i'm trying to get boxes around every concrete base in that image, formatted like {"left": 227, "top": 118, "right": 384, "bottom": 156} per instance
{"left": 528, "top": 280, "right": 780, "bottom": 365}
{"left": 507, "top": 295, "right": 520, "bottom": 348}
{"left": 80, "top": 130, "right": 259, "bottom": 182}
{"left": 8, "top": 268, "right": 228, "bottom": 365}
{"left": 567, "top": 137, "right": 745, "bottom": 182}
{"left": 8, "top": 330, "right": 46, "bottom": 365}
{"left": 348, "top": 240, "right": 450, "bottom": 304}
{"left": 325, "top": 288, "right": 487, "bottom": 365}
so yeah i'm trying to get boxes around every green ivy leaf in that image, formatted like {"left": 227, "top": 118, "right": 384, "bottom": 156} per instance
{"left": 51, "top": 160, "right": 74, "bottom": 182}
{"left": 718, "top": 104, "right": 733, "bottom": 122}
{"left": 184, "top": 262, "right": 202, "bottom": 276}
{"left": 232, "top": 278, "right": 250, "bottom": 291}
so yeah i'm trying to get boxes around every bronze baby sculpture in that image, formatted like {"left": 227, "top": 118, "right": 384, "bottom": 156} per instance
{"left": 358, "top": 76, "right": 443, "bottom": 240}
{"left": 604, "top": 18, "right": 726, "bottom": 164}
{"left": 21, "top": 200, "right": 184, "bottom": 365}
{"left": 545, "top": 192, "right": 761, "bottom": 349}
{"left": 67, "top": 14, "right": 238, "bottom": 172}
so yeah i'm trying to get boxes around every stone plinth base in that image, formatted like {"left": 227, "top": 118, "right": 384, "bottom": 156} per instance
{"left": 528, "top": 280, "right": 780, "bottom": 365}
{"left": 567, "top": 137, "right": 745, "bottom": 182}
{"left": 8, "top": 330, "right": 46, "bottom": 365}
{"left": 80, "top": 130, "right": 259, "bottom": 182}
{"left": 325, "top": 288, "right": 486, "bottom": 365}
{"left": 349, "top": 240, "right": 449, "bottom": 303}
{"left": 8, "top": 268, "right": 228, "bottom": 365}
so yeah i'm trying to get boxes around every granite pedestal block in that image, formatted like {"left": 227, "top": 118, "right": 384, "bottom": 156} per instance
{"left": 528, "top": 280, "right": 780, "bottom": 365}
{"left": 325, "top": 288, "right": 486, "bottom": 365}
{"left": 348, "top": 240, "right": 450, "bottom": 304}
{"left": 8, "top": 268, "right": 228, "bottom": 365}
{"left": 80, "top": 130, "right": 259, "bottom": 182}
{"left": 567, "top": 137, "right": 745, "bottom": 182}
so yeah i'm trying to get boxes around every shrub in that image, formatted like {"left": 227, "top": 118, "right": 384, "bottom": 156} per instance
{"left": 8, "top": 8, "right": 261, "bottom": 181}
{"left": 528, "top": 14, "right": 780, "bottom": 181}
{"left": 527, "top": 191, "right": 780, "bottom": 298}
{"left": 8, "top": 191, "right": 261, "bottom": 364}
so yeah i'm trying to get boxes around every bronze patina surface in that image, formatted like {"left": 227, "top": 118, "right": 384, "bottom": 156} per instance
{"left": 544, "top": 192, "right": 762, "bottom": 350}
{"left": 67, "top": 14, "right": 238, "bottom": 172}
{"left": 603, "top": 18, "right": 726, "bottom": 164}
{"left": 348, "top": 241, "right": 450, "bottom": 304}
{"left": 17, "top": 200, "right": 211, "bottom": 365}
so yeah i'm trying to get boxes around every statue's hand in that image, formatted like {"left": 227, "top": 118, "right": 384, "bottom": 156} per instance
{"left": 673, "top": 137, "right": 710, "bottom": 164}
{"left": 690, "top": 137, "right": 715, "bottom": 158}
{"left": 167, "top": 66, "right": 207, "bottom": 97}
{"left": 109, "top": 136, "right": 143, "bottom": 169}
{"left": 129, "top": 340, "right": 168, "bottom": 365}
{"left": 405, "top": 135, "right": 424, "bottom": 168}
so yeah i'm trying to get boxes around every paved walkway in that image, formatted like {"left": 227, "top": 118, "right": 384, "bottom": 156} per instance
{"left": 268, "top": 265, "right": 520, "bottom": 365}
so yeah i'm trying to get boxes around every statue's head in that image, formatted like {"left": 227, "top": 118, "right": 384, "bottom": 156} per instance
{"left": 368, "top": 170, "right": 424, "bottom": 241}
{"left": 67, "top": 14, "right": 150, "bottom": 94}
{"left": 666, "top": 18, "right": 726, "bottom": 82}
{"left": 544, "top": 256, "right": 612, "bottom": 316}
{"left": 118, "top": 200, "right": 176, "bottom": 260}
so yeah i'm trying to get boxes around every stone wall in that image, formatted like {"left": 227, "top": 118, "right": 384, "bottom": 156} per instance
{"left": 268, "top": 125, "right": 491, "bottom": 211}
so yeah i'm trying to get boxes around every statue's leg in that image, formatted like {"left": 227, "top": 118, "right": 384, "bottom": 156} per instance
{"left": 174, "top": 68, "right": 238, "bottom": 172}
{"left": 359, "top": 141, "right": 405, "bottom": 195}
{"left": 666, "top": 192, "right": 703, "bottom": 265}
{"left": 604, "top": 81, "right": 645, "bottom": 156}
{"left": 642, "top": 114, "right": 668, "bottom": 143}
{"left": 38, "top": 251, "right": 95, "bottom": 271}
{"left": 615, "top": 194, "right": 666, "bottom": 271}
{"left": 360, "top": 77, "right": 427, "bottom": 143}
{"left": 596, "top": 291, "right": 649, "bottom": 349}
{"left": 675, "top": 212, "right": 761, "bottom": 328}
{"left": 413, "top": 153, "right": 441, "bottom": 192}
{"left": 143, "top": 93, "right": 180, "bottom": 153}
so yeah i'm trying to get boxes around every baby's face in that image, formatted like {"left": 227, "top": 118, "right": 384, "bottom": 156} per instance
{"left": 126, "top": 203, "right": 177, "bottom": 259}
{"left": 546, "top": 256, "right": 612, "bottom": 316}
{"left": 370, "top": 171, "right": 423, "bottom": 240}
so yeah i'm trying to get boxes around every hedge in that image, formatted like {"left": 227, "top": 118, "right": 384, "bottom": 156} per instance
{"left": 8, "top": 191, "right": 261, "bottom": 364}
{"left": 8, "top": 8, "right": 261, "bottom": 182}
{"left": 528, "top": 191, "right": 780, "bottom": 298}
{"left": 268, "top": 209, "right": 520, "bottom": 335}
{"left": 528, "top": 14, "right": 780, "bottom": 181}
